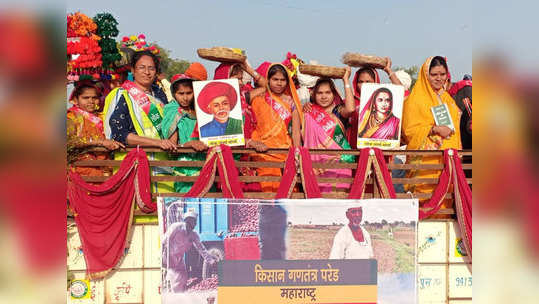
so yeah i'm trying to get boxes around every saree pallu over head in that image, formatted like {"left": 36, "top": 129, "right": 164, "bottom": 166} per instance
{"left": 251, "top": 62, "right": 304, "bottom": 148}
{"left": 402, "top": 57, "right": 462, "bottom": 218}
{"left": 348, "top": 68, "right": 381, "bottom": 149}
{"left": 357, "top": 88, "right": 400, "bottom": 140}
{"left": 402, "top": 57, "right": 461, "bottom": 151}
{"left": 251, "top": 62, "right": 304, "bottom": 192}
{"left": 303, "top": 104, "right": 353, "bottom": 192}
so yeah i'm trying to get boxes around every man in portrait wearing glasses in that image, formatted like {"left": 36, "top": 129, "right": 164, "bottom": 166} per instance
{"left": 329, "top": 206, "right": 374, "bottom": 259}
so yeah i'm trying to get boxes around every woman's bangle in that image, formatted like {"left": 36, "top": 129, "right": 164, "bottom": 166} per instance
{"left": 344, "top": 84, "right": 351, "bottom": 89}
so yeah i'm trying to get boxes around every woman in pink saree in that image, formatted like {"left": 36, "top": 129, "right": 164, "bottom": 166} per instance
{"left": 300, "top": 67, "right": 356, "bottom": 192}
{"left": 357, "top": 87, "right": 400, "bottom": 140}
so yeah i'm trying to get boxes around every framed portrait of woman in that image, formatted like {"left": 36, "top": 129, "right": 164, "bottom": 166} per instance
{"left": 193, "top": 79, "right": 245, "bottom": 147}
{"left": 356, "top": 83, "right": 405, "bottom": 149}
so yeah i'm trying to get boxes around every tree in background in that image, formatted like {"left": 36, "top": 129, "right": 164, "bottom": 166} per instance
{"left": 155, "top": 44, "right": 190, "bottom": 79}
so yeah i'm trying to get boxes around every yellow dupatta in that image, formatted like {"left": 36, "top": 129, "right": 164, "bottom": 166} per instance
{"left": 403, "top": 57, "right": 462, "bottom": 150}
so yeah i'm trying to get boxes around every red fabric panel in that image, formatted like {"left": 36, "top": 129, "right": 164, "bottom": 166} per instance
{"left": 67, "top": 149, "right": 153, "bottom": 278}
{"left": 185, "top": 144, "right": 244, "bottom": 199}
{"left": 275, "top": 147, "right": 297, "bottom": 199}
{"left": 299, "top": 147, "right": 321, "bottom": 198}
{"left": 348, "top": 149, "right": 371, "bottom": 199}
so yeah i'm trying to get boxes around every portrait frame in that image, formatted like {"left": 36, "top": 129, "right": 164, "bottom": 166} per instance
{"left": 356, "top": 83, "right": 405, "bottom": 150}
{"left": 193, "top": 79, "right": 245, "bottom": 147}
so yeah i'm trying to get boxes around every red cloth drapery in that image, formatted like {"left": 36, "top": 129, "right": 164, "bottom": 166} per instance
{"left": 67, "top": 149, "right": 155, "bottom": 279}
{"left": 276, "top": 147, "right": 321, "bottom": 199}
{"left": 348, "top": 148, "right": 397, "bottom": 199}
{"left": 419, "top": 149, "right": 472, "bottom": 257}
{"left": 185, "top": 144, "right": 244, "bottom": 198}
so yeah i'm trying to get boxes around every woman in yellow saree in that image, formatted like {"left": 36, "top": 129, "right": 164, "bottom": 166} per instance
{"left": 403, "top": 56, "right": 462, "bottom": 217}
{"left": 250, "top": 62, "right": 303, "bottom": 192}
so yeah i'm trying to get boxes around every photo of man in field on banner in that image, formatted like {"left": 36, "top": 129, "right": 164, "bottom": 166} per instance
{"left": 283, "top": 199, "right": 418, "bottom": 304}
{"left": 193, "top": 79, "right": 245, "bottom": 147}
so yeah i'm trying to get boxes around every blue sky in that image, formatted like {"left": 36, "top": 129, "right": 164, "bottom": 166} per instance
{"left": 67, "top": 0, "right": 472, "bottom": 81}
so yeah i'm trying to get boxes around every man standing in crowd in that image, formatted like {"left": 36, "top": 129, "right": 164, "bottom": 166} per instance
{"left": 162, "top": 209, "right": 216, "bottom": 293}
{"left": 329, "top": 206, "right": 374, "bottom": 259}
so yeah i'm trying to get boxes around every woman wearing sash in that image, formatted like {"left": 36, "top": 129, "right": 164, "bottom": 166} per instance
{"left": 161, "top": 66, "right": 209, "bottom": 193}
{"left": 67, "top": 83, "right": 124, "bottom": 176}
{"left": 402, "top": 56, "right": 461, "bottom": 218}
{"left": 348, "top": 57, "right": 402, "bottom": 148}
{"left": 250, "top": 62, "right": 303, "bottom": 192}
{"left": 300, "top": 68, "right": 355, "bottom": 192}
{"left": 103, "top": 50, "right": 176, "bottom": 195}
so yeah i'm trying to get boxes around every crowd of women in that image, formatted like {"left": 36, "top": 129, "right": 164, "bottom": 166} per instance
{"left": 67, "top": 49, "right": 472, "bottom": 215}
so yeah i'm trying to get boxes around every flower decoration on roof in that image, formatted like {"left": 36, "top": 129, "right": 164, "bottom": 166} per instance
{"left": 120, "top": 34, "right": 159, "bottom": 55}
{"left": 67, "top": 12, "right": 103, "bottom": 80}
{"left": 281, "top": 51, "right": 304, "bottom": 77}
{"left": 93, "top": 13, "right": 121, "bottom": 69}
{"left": 67, "top": 12, "right": 100, "bottom": 40}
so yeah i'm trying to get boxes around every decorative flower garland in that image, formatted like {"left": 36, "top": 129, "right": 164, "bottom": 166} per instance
{"left": 67, "top": 12, "right": 99, "bottom": 40}
{"left": 67, "top": 37, "right": 102, "bottom": 69}
{"left": 120, "top": 34, "right": 159, "bottom": 54}
{"left": 94, "top": 13, "right": 121, "bottom": 69}
{"left": 282, "top": 52, "right": 303, "bottom": 77}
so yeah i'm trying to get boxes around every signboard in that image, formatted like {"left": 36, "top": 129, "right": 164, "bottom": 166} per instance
{"left": 218, "top": 260, "right": 377, "bottom": 303}
{"left": 158, "top": 198, "right": 418, "bottom": 304}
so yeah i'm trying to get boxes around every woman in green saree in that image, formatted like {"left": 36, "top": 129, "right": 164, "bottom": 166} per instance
{"left": 161, "top": 65, "right": 209, "bottom": 193}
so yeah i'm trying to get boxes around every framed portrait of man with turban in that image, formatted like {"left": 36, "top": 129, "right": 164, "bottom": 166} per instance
{"left": 193, "top": 79, "right": 245, "bottom": 147}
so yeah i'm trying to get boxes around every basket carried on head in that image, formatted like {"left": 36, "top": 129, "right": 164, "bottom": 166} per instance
{"left": 298, "top": 64, "right": 346, "bottom": 79}
{"left": 342, "top": 52, "right": 388, "bottom": 69}
{"left": 197, "top": 47, "right": 246, "bottom": 63}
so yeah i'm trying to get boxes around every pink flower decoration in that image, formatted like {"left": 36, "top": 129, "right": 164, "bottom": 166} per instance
{"left": 138, "top": 34, "right": 146, "bottom": 39}
{"left": 286, "top": 52, "right": 297, "bottom": 60}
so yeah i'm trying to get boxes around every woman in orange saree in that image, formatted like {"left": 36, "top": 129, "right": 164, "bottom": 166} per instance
{"left": 250, "top": 62, "right": 303, "bottom": 192}
{"left": 402, "top": 56, "right": 462, "bottom": 218}
{"left": 67, "top": 83, "right": 124, "bottom": 176}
